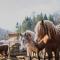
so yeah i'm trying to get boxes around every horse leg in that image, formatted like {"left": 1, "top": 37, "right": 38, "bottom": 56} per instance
{"left": 37, "top": 51, "right": 40, "bottom": 60}
{"left": 44, "top": 49, "right": 46, "bottom": 60}
{"left": 47, "top": 50, "right": 52, "bottom": 60}
{"left": 28, "top": 53, "right": 32, "bottom": 60}
{"left": 54, "top": 49, "right": 59, "bottom": 60}
{"left": 29, "top": 55, "right": 32, "bottom": 60}
{"left": 29, "top": 51, "right": 32, "bottom": 60}
{"left": 27, "top": 49, "right": 31, "bottom": 60}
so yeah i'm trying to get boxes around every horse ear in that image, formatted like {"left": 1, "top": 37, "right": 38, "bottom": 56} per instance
{"left": 41, "top": 20, "right": 44, "bottom": 25}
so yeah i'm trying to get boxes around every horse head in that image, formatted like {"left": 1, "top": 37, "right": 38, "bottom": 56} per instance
{"left": 19, "top": 30, "right": 35, "bottom": 51}
{"left": 34, "top": 20, "right": 56, "bottom": 45}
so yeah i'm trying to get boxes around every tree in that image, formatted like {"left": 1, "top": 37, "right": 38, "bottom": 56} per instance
{"left": 16, "top": 22, "right": 21, "bottom": 33}
{"left": 44, "top": 14, "right": 48, "bottom": 20}
{"left": 21, "top": 17, "right": 33, "bottom": 32}
{"left": 48, "top": 14, "right": 54, "bottom": 23}
{"left": 16, "top": 22, "right": 19, "bottom": 33}
{"left": 40, "top": 12, "right": 44, "bottom": 20}
{"left": 32, "top": 16, "right": 37, "bottom": 31}
{"left": 36, "top": 12, "right": 44, "bottom": 21}
{"left": 53, "top": 13, "right": 60, "bottom": 25}
{"left": 16, "top": 22, "right": 19, "bottom": 28}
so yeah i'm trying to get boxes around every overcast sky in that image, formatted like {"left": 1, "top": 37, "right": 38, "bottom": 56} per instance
{"left": 0, "top": 0, "right": 60, "bottom": 32}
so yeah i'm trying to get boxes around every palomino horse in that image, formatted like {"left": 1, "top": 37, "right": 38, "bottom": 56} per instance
{"left": 34, "top": 20, "right": 60, "bottom": 60}
{"left": 20, "top": 30, "right": 45, "bottom": 60}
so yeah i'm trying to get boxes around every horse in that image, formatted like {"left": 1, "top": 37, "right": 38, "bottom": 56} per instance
{"left": 34, "top": 20, "right": 60, "bottom": 60}
{"left": 20, "top": 30, "right": 45, "bottom": 60}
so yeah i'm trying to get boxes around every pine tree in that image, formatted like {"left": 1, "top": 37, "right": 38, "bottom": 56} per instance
{"left": 49, "top": 14, "right": 54, "bottom": 22}
{"left": 21, "top": 17, "right": 33, "bottom": 32}
{"left": 36, "top": 12, "right": 44, "bottom": 21}
{"left": 44, "top": 14, "right": 48, "bottom": 20}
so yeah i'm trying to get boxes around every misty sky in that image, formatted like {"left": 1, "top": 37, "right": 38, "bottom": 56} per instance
{"left": 0, "top": 0, "right": 60, "bottom": 31}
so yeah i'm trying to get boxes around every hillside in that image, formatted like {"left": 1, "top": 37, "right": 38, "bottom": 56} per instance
{"left": 0, "top": 28, "right": 10, "bottom": 40}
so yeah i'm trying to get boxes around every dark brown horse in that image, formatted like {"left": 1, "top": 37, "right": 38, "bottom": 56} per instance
{"left": 34, "top": 20, "right": 60, "bottom": 60}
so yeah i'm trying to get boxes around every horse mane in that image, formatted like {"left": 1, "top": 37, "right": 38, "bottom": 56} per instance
{"left": 35, "top": 20, "right": 56, "bottom": 40}
{"left": 44, "top": 20, "right": 56, "bottom": 39}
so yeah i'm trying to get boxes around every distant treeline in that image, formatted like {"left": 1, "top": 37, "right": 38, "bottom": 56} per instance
{"left": 16, "top": 13, "right": 58, "bottom": 33}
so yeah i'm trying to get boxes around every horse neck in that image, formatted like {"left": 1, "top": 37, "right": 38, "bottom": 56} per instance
{"left": 25, "top": 40, "right": 33, "bottom": 49}
{"left": 26, "top": 39, "right": 35, "bottom": 48}
{"left": 28, "top": 39, "right": 33, "bottom": 44}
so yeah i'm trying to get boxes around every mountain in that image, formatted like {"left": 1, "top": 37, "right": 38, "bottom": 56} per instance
{"left": 0, "top": 28, "right": 11, "bottom": 40}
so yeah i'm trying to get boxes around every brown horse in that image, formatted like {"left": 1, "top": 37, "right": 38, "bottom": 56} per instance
{"left": 20, "top": 30, "right": 45, "bottom": 60}
{"left": 34, "top": 20, "right": 60, "bottom": 60}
